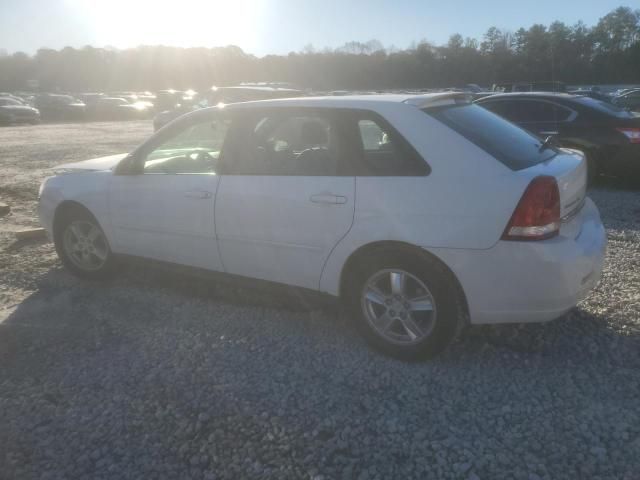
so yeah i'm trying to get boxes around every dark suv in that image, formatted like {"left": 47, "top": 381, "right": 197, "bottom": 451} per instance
{"left": 475, "top": 92, "right": 640, "bottom": 181}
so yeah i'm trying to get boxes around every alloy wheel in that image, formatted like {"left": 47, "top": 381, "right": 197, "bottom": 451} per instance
{"left": 361, "top": 269, "right": 437, "bottom": 345}
{"left": 62, "top": 220, "right": 109, "bottom": 272}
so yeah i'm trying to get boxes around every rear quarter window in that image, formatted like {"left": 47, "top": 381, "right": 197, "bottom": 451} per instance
{"left": 574, "top": 96, "right": 636, "bottom": 119}
{"left": 425, "top": 104, "right": 556, "bottom": 170}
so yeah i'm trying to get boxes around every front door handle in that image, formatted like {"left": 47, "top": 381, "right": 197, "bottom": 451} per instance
{"left": 184, "top": 190, "right": 213, "bottom": 199}
{"left": 539, "top": 131, "right": 559, "bottom": 135}
{"left": 310, "top": 193, "right": 347, "bottom": 205}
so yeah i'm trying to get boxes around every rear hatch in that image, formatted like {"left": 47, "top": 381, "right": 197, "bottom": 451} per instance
{"left": 422, "top": 101, "right": 587, "bottom": 220}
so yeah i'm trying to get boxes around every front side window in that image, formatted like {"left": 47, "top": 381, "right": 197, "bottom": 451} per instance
{"left": 226, "top": 113, "right": 340, "bottom": 176}
{"left": 425, "top": 104, "right": 557, "bottom": 170}
{"left": 143, "top": 118, "right": 230, "bottom": 174}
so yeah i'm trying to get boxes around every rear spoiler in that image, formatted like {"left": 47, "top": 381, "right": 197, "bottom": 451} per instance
{"left": 404, "top": 92, "right": 473, "bottom": 109}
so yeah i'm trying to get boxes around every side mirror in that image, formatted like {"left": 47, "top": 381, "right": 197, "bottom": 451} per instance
{"left": 114, "top": 154, "right": 143, "bottom": 175}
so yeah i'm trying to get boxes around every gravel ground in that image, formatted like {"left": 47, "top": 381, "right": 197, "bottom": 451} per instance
{"left": 0, "top": 121, "right": 639, "bottom": 480}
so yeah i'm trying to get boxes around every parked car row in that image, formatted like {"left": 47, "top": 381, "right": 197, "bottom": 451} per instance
{"left": 4, "top": 84, "right": 640, "bottom": 185}
{"left": 612, "top": 88, "right": 640, "bottom": 111}
{"left": 0, "top": 91, "right": 160, "bottom": 124}
{"left": 152, "top": 84, "right": 305, "bottom": 131}
{"left": 0, "top": 96, "right": 41, "bottom": 125}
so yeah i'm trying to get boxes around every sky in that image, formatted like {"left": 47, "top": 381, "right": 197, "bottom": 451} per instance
{"left": 0, "top": 0, "right": 630, "bottom": 57}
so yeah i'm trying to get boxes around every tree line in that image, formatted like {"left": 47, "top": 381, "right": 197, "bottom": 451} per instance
{"left": 0, "top": 6, "right": 639, "bottom": 92}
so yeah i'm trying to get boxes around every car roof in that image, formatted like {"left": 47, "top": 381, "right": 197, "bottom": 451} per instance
{"left": 221, "top": 92, "right": 472, "bottom": 110}
{"left": 477, "top": 92, "right": 578, "bottom": 102}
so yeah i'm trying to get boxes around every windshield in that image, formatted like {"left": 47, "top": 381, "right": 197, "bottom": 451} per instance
{"left": 0, "top": 98, "right": 22, "bottom": 106}
{"left": 424, "top": 103, "right": 557, "bottom": 170}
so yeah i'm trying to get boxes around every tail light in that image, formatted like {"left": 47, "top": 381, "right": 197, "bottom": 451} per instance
{"left": 617, "top": 127, "right": 640, "bottom": 144}
{"left": 502, "top": 176, "right": 560, "bottom": 241}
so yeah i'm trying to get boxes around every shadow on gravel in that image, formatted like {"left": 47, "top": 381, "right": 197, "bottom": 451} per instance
{"left": 1, "top": 261, "right": 638, "bottom": 367}
{"left": 2, "top": 262, "right": 639, "bottom": 479}
{"left": 592, "top": 175, "right": 640, "bottom": 192}
{"left": 4, "top": 235, "right": 49, "bottom": 252}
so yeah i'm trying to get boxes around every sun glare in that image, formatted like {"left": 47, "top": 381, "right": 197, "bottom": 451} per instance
{"left": 66, "top": 0, "right": 265, "bottom": 50}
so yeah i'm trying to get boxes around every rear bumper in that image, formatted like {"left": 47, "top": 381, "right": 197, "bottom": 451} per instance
{"left": 428, "top": 198, "right": 606, "bottom": 324}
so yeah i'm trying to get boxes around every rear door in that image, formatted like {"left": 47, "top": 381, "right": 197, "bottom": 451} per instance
{"left": 511, "top": 99, "right": 575, "bottom": 138}
{"left": 481, "top": 99, "right": 576, "bottom": 138}
{"left": 214, "top": 108, "right": 355, "bottom": 290}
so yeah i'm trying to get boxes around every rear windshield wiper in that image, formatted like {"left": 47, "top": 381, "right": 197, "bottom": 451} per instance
{"left": 538, "top": 136, "right": 556, "bottom": 152}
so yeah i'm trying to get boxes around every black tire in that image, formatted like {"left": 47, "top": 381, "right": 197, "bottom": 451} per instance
{"left": 53, "top": 205, "right": 118, "bottom": 280}
{"left": 585, "top": 151, "right": 599, "bottom": 187}
{"left": 344, "top": 247, "right": 465, "bottom": 361}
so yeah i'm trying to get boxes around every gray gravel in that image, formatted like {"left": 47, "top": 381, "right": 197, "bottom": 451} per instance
{"left": 1, "top": 122, "right": 639, "bottom": 480}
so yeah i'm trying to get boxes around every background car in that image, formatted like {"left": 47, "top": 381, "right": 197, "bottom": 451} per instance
{"left": 87, "top": 97, "right": 151, "bottom": 120}
{"left": 0, "top": 92, "right": 28, "bottom": 104}
{"left": 475, "top": 92, "right": 640, "bottom": 182}
{"left": 152, "top": 85, "right": 304, "bottom": 131}
{"left": 492, "top": 81, "right": 567, "bottom": 93}
{"left": 0, "top": 96, "right": 41, "bottom": 125}
{"left": 33, "top": 94, "right": 86, "bottom": 122}
{"left": 38, "top": 93, "right": 605, "bottom": 360}
{"left": 612, "top": 89, "right": 640, "bottom": 112}
{"left": 568, "top": 88, "right": 612, "bottom": 102}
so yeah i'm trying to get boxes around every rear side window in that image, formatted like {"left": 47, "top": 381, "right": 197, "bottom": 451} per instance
{"left": 344, "top": 113, "right": 429, "bottom": 176}
{"left": 354, "top": 118, "right": 426, "bottom": 175}
{"left": 425, "top": 104, "right": 557, "bottom": 170}
{"left": 515, "top": 100, "right": 572, "bottom": 122}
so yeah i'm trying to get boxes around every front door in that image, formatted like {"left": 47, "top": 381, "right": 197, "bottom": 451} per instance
{"left": 108, "top": 115, "right": 231, "bottom": 270}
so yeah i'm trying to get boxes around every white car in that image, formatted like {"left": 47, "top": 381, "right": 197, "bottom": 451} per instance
{"left": 38, "top": 93, "right": 607, "bottom": 359}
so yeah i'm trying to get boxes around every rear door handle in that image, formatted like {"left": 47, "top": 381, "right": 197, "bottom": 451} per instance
{"left": 184, "top": 190, "right": 213, "bottom": 199}
{"left": 310, "top": 194, "right": 347, "bottom": 205}
{"left": 539, "top": 131, "right": 559, "bottom": 135}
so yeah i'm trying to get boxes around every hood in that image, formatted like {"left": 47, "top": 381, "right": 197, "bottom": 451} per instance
{"left": 54, "top": 153, "right": 128, "bottom": 172}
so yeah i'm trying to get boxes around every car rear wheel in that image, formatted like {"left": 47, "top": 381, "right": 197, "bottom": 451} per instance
{"left": 54, "top": 208, "right": 117, "bottom": 280}
{"left": 345, "top": 249, "right": 464, "bottom": 360}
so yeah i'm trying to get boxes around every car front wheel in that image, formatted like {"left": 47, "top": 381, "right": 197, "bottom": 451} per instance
{"left": 54, "top": 208, "right": 117, "bottom": 280}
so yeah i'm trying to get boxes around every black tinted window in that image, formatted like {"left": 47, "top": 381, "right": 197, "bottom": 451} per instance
{"left": 514, "top": 100, "right": 571, "bottom": 122}
{"left": 226, "top": 113, "right": 340, "bottom": 176}
{"left": 354, "top": 118, "right": 426, "bottom": 175}
{"left": 574, "top": 96, "right": 636, "bottom": 118}
{"left": 481, "top": 99, "right": 572, "bottom": 122}
{"left": 425, "top": 104, "right": 557, "bottom": 170}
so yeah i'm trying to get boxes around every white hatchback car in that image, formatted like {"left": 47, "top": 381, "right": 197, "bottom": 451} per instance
{"left": 38, "top": 93, "right": 607, "bottom": 359}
